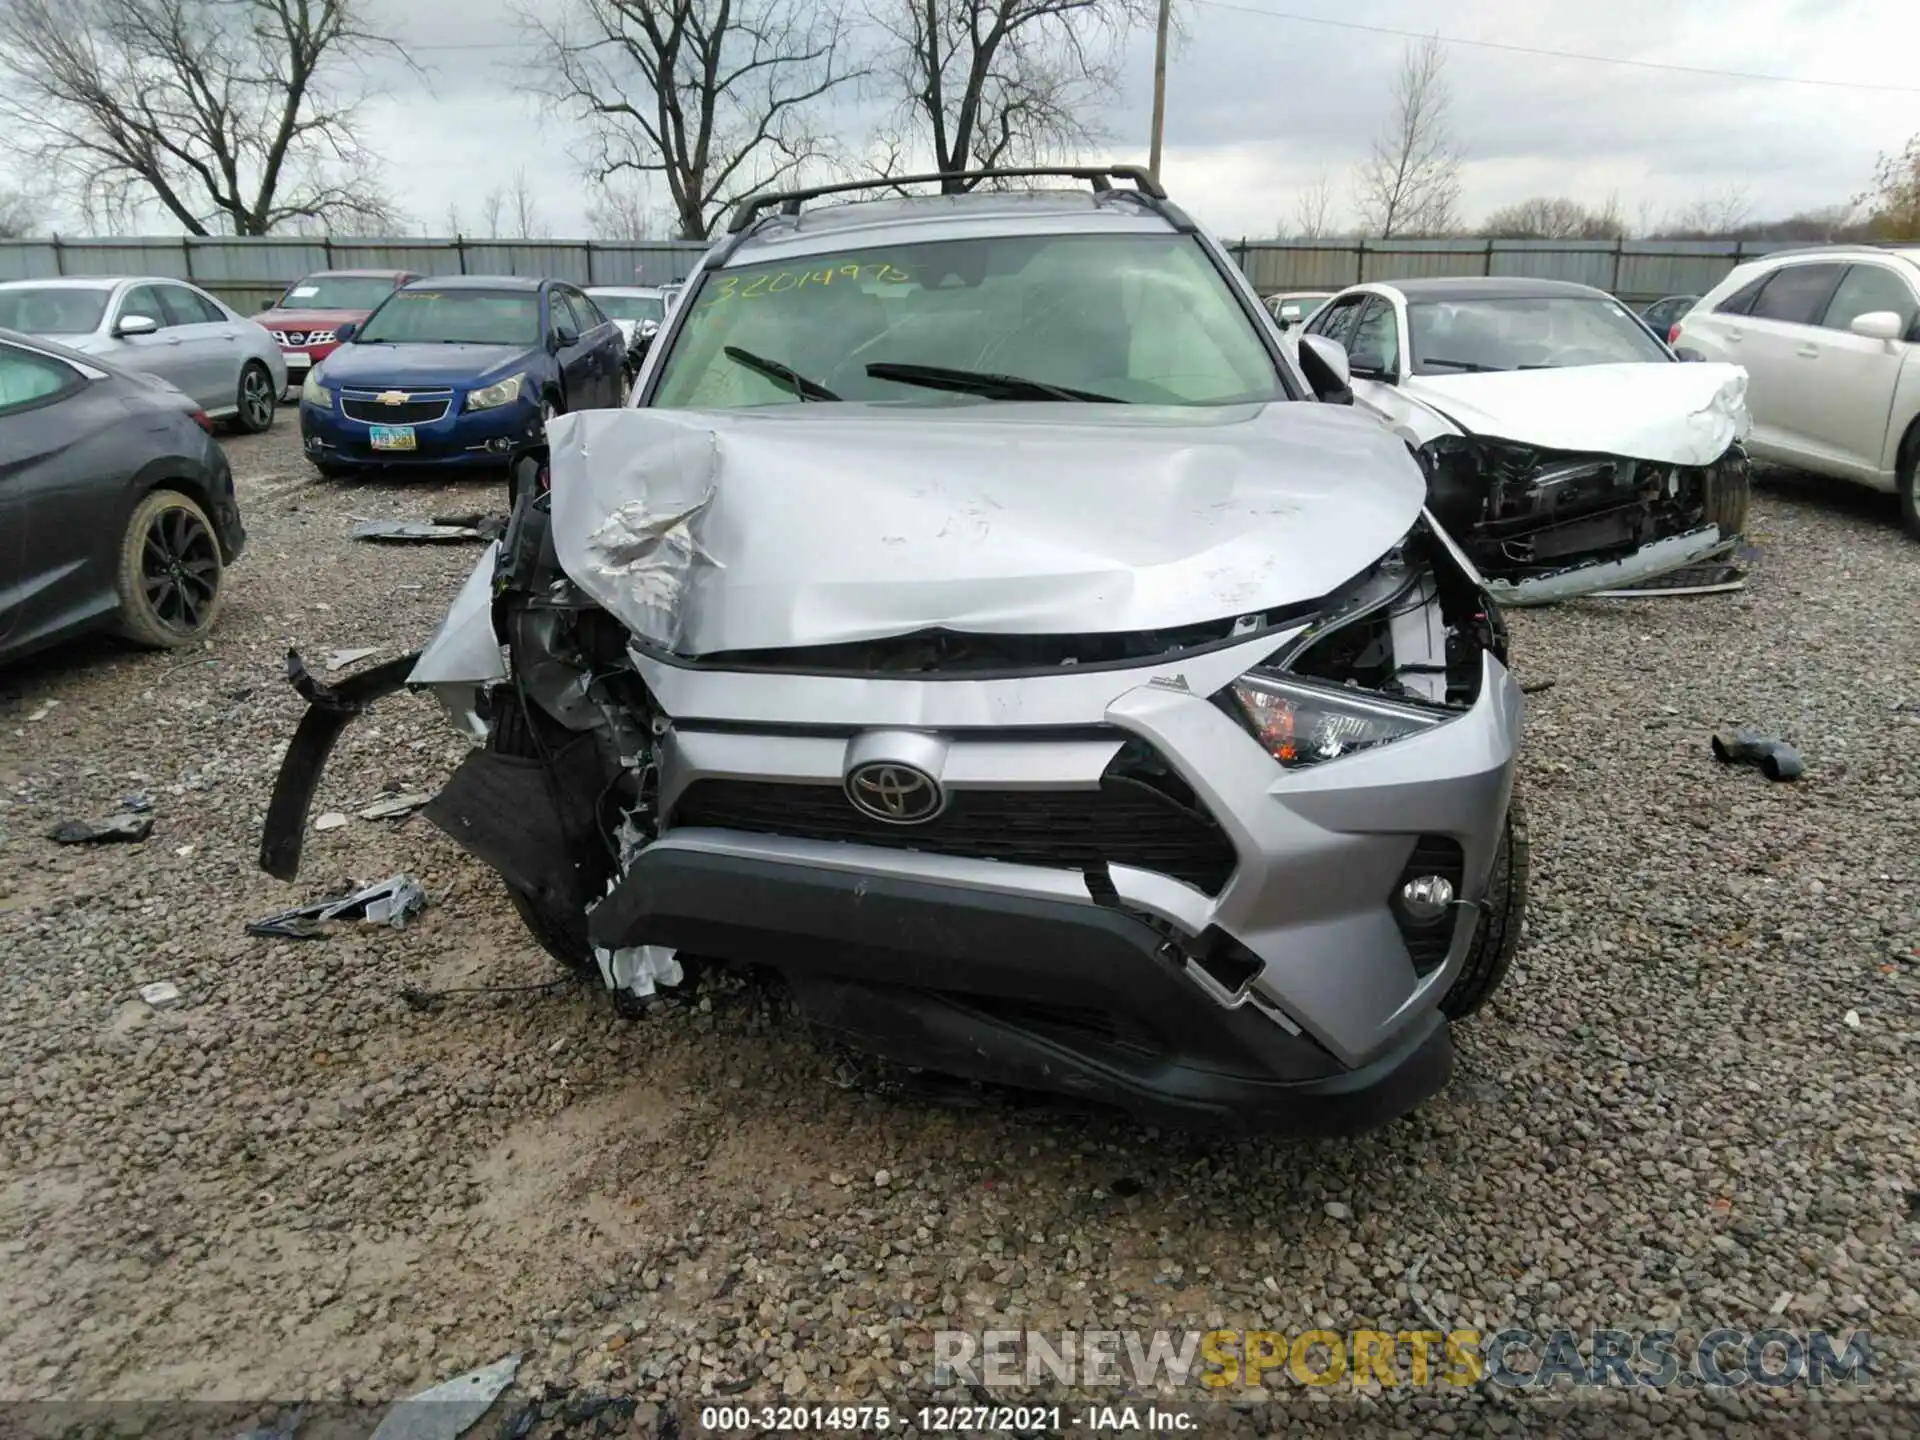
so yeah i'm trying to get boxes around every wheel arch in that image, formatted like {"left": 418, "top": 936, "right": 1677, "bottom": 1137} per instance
{"left": 119, "top": 456, "right": 229, "bottom": 560}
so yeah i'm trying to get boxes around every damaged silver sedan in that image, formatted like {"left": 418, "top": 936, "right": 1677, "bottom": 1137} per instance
{"left": 1298, "top": 277, "right": 1752, "bottom": 603}
{"left": 261, "top": 167, "right": 1528, "bottom": 1134}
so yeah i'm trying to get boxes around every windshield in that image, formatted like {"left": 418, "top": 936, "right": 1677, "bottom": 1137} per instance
{"left": 591, "top": 293, "right": 665, "bottom": 323}
{"left": 280, "top": 275, "right": 401, "bottom": 310}
{"left": 355, "top": 289, "right": 540, "bottom": 346}
{"left": 650, "top": 233, "right": 1281, "bottom": 408}
{"left": 1407, "top": 296, "right": 1669, "bottom": 375}
{"left": 0, "top": 287, "right": 110, "bottom": 335}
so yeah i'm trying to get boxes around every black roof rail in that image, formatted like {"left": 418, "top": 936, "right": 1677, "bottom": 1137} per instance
{"left": 724, "top": 165, "right": 1170, "bottom": 235}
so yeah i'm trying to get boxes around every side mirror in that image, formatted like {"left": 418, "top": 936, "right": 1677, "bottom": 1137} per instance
{"left": 639, "top": 319, "right": 660, "bottom": 340}
{"left": 1298, "top": 334, "right": 1353, "bottom": 405}
{"left": 1347, "top": 351, "right": 1392, "bottom": 383}
{"left": 334, "top": 320, "right": 357, "bottom": 343}
{"left": 116, "top": 313, "right": 158, "bottom": 337}
{"left": 550, "top": 324, "right": 579, "bottom": 353}
{"left": 1849, "top": 310, "right": 1903, "bottom": 342}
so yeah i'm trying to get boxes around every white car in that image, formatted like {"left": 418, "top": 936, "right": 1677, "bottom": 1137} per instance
{"left": 1298, "top": 276, "right": 1753, "bottom": 604}
{"left": 0, "top": 276, "right": 286, "bottom": 433}
{"left": 1263, "top": 290, "right": 1334, "bottom": 331}
{"left": 582, "top": 285, "right": 668, "bottom": 347}
{"left": 1673, "top": 244, "right": 1920, "bottom": 538}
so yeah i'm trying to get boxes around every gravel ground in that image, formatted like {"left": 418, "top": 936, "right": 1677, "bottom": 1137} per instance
{"left": 2, "top": 418, "right": 1918, "bottom": 1431}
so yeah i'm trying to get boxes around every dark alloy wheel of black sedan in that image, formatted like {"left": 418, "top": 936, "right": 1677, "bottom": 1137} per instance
{"left": 0, "top": 327, "right": 246, "bottom": 665}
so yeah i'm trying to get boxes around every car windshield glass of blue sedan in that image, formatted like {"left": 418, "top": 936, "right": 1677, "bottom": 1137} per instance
{"left": 356, "top": 290, "right": 540, "bottom": 346}
{"left": 0, "top": 286, "right": 111, "bottom": 335}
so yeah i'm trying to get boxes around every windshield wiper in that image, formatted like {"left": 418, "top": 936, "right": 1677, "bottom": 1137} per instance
{"left": 723, "top": 345, "right": 839, "bottom": 401}
{"left": 1418, "top": 357, "right": 1505, "bottom": 373}
{"left": 866, "top": 361, "right": 1121, "bottom": 403}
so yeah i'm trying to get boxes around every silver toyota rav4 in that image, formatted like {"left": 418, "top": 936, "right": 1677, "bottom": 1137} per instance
{"left": 261, "top": 167, "right": 1528, "bottom": 1134}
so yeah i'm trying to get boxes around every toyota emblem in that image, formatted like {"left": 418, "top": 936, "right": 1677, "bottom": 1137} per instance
{"left": 845, "top": 761, "right": 943, "bottom": 824}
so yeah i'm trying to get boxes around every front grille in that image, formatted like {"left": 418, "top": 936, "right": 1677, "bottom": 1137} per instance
{"left": 340, "top": 389, "right": 452, "bottom": 425}
{"left": 672, "top": 777, "right": 1239, "bottom": 893}
{"left": 1393, "top": 836, "right": 1466, "bottom": 976}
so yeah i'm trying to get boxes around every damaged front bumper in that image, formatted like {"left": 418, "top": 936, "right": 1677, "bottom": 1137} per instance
{"left": 1485, "top": 523, "right": 1729, "bottom": 607}
{"left": 572, "top": 640, "right": 1521, "bottom": 1133}
{"left": 1420, "top": 435, "right": 1750, "bottom": 605}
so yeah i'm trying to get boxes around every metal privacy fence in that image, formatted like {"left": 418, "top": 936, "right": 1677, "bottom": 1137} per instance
{"left": 0, "top": 236, "right": 715, "bottom": 315}
{"left": 0, "top": 232, "right": 1803, "bottom": 314}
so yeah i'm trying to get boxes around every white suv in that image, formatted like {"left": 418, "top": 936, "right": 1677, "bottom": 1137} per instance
{"left": 1674, "top": 245, "right": 1920, "bottom": 537}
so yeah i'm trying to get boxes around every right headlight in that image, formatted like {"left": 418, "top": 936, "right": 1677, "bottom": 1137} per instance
{"left": 1228, "top": 674, "right": 1446, "bottom": 770}
{"left": 467, "top": 372, "right": 525, "bottom": 411}
{"left": 300, "top": 372, "right": 330, "bottom": 408}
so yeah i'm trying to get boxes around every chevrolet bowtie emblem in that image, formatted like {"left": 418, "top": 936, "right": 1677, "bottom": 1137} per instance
{"left": 377, "top": 390, "right": 408, "bottom": 405}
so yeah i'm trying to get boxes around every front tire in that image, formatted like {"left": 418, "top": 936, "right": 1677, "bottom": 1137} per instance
{"left": 235, "top": 360, "right": 276, "bottom": 434}
{"left": 1708, "top": 449, "right": 1752, "bottom": 540}
{"left": 1441, "top": 795, "right": 1529, "bottom": 1020}
{"left": 115, "top": 488, "right": 224, "bottom": 649}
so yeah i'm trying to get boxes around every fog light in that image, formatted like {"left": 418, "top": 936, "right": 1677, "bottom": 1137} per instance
{"left": 1399, "top": 874, "right": 1455, "bottom": 922}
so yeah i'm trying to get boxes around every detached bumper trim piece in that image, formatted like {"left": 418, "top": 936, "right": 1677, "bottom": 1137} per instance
{"left": 258, "top": 648, "right": 422, "bottom": 880}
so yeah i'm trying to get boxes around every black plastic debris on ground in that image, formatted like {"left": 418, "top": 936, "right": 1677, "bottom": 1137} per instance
{"left": 247, "top": 874, "right": 428, "bottom": 939}
{"left": 48, "top": 813, "right": 153, "bottom": 845}
{"left": 1591, "top": 560, "right": 1747, "bottom": 599}
{"left": 1711, "top": 727, "right": 1804, "bottom": 781}
{"left": 352, "top": 513, "right": 507, "bottom": 545}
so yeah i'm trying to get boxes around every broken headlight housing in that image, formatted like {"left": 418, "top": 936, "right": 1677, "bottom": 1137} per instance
{"left": 1220, "top": 519, "right": 1495, "bottom": 766}
{"left": 1229, "top": 674, "right": 1444, "bottom": 769}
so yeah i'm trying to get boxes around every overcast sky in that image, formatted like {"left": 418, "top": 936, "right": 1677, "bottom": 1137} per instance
{"left": 10, "top": 0, "right": 1919, "bottom": 238}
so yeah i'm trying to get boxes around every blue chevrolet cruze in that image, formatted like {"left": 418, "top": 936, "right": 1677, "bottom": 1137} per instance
{"left": 298, "top": 275, "right": 626, "bottom": 475}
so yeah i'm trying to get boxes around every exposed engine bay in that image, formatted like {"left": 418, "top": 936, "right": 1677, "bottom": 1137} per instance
{"left": 1415, "top": 434, "right": 1750, "bottom": 604}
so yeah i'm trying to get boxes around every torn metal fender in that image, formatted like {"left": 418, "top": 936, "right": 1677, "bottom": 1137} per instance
{"left": 259, "top": 649, "right": 422, "bottom": 880}
{"left": 1486, "top": 525, "right": 1727, "bottom": 608}
{"left": 409, "top": 545, "right": 507, "bottom": 686}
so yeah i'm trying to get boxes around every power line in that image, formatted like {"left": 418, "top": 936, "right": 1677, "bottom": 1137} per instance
{"left": 1189, "top": 0, "right": 1920, "bottom": 95}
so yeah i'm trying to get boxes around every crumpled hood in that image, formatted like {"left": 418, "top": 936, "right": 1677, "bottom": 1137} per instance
{"left": 547, "top": 402, "right": 1426, "bottom": 656}
{"left": 315, "top": 342, "right": 533, "bottom": 386}
{"left": 1406, "top": 361, "right": 1751, "bottom": 465}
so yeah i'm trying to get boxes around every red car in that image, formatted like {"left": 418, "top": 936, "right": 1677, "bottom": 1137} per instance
{"left": 253, "top": 270, "right": 418, "bottom": 390}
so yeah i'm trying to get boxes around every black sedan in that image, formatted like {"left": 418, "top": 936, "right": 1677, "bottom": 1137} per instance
{"left": 0, "top": 327, "right": 245, "bottom": 664}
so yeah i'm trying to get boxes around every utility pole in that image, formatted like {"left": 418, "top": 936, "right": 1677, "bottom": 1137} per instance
{"left": 1148, "top": 0, "right": 1171, "bottom": 183}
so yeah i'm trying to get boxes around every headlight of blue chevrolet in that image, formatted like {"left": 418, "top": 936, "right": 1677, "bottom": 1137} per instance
{"left": 466, "top": 373, "right": 525, "bottom": 411}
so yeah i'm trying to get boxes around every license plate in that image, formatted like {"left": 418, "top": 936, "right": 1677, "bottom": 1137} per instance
{"left": 284, "top": 351, "right": 310, "bottom": 366}
{"left": 370, "top": 425, "right": 417, "bottom": 451}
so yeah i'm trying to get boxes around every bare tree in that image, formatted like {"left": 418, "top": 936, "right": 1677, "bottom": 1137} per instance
{"left": 0, "top": 0, "right": 405, "bottom": 236}
{"left": 1352, "top": 36, "right": 1461, "bottom": 238}
{"left": 585, "top": 178, "right": 666, "bottom": 239}
{"left": 0, "top": 187, "right": 41, "bottom": 238}
{"left": 872, "top": 0, "right": 1152, "bottom": 193}
{"left": 478, "top": 189, "right": 507, "bottom": 240}
{"left": 500, "top": 168, "right": 549, "bottom": 240}
{"left": 1857, "top": 132, "right": 1920, "bottom": 241}
{"left": 520, "top": 0, "right": 858, "bottom": 241}
{"left": 1290, "top": 170, "right": 1338, "bottom": 239}
{"left": 1655, "top": 185, "right": 1754, "bottom": 239}
{"left": 1482, "top": 195, "right": 1624, "bottom": 240}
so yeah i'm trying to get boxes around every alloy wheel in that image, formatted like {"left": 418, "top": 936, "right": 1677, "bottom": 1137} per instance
{"left": 242, "top": 366, "right": 275, "bottom": 428}
{"left": 141, "top": 505, "right": 220, "bottom": 633}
